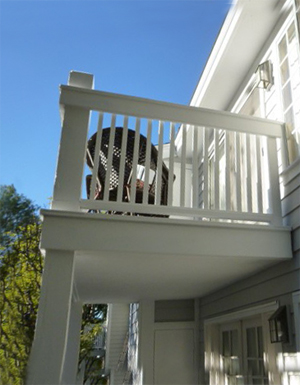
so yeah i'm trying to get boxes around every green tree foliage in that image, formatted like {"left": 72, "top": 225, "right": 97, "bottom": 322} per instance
{"left": 0, "top": 223, "right": 43, "bottom": 385}
{"left": 0, "top": 185, "right": 39, "bottom": 250}
{"left": 79, "top": 304, "right": 108, "bottom": 385}
{"left": 0, "top": 186, "right": 108, "bottom": 384}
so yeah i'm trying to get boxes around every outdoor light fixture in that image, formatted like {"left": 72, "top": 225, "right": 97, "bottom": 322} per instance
{"left": 269, "top": 306, "right": 289, "bottom": 343}
{"left": 255, "top": 60, "right": 274, "bottom": 90}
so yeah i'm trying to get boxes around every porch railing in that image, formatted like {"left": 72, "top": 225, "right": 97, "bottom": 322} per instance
{"left": 52, "top": 71, "right": 286, "bottom": 226}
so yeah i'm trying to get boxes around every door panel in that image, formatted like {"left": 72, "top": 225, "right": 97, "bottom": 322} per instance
{"left": 154, "top": 329, "right": 195, "bottom": 385}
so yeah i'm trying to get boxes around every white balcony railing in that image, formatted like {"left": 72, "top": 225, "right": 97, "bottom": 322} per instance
{"left": 52, "top": 72, "right": 286, "bottom": 226}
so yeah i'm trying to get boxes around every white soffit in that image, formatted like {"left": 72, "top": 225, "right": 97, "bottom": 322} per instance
{"left": 190, "top": 0, "right": 292, "bottom": 111}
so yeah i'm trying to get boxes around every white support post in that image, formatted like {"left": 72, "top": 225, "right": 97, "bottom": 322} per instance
{"left": 26, "top": 250, "right": 82, "bottom": 385}
{"left": 52, "top": 71, "right": 94, "bottom": 211}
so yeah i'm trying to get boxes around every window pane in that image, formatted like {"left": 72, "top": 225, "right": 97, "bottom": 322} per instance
{"left": 288, "top": 23, "right": 296, "bottom": 43}
{"left": 231, "top": 330, "right": 239, "bottom": 356}
{"left": 247, "top": 328, "right": 257, "bottom": 357}
{"left": 278, "top": 36, "right": 287, "bottom": 62}
{"left": 257, "top": 327, "right": 263, "bottom": 358}
{"left": 282, "top": 82, "right": 293, "bottom": 110}
{"left": 280, "top": 58, "right": 290, "bottom": 85}
{"left": 248, "top": 359, "right": 259, "bottom": 375}
{"left": 285, "top": 107, "right": 295, "bottom": 136}
{"left": 223, "top": 331, "right": 230, "bottom": 356}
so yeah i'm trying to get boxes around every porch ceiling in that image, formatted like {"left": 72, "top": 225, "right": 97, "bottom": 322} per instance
{"left": 40, "top": 210, "right": 292, "bottom": 303}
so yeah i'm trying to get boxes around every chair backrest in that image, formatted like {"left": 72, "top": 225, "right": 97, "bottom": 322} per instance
{"left": 86, "top": 127, "right": 171, "bottom": 205}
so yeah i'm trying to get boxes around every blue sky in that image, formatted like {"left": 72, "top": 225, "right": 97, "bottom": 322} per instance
{"left": 0, "top": 0, "right": 231, "bottom": 208}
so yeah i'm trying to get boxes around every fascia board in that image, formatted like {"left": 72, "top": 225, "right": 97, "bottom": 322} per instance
{"left": 189, "top": 1, "right": 243, "bottom": 108}
{"left": 189, "top": 0, "right": 293, "bottom": 111}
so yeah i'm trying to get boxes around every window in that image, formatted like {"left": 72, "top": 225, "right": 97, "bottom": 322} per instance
{"left": 204, "top": 304, "right": 282, "bottom": 385}
{"left": 220, "top": 319, "right": 268, "bottom": 385}
{"left": 277, "top": 21, "right": 300, "bottom": 163}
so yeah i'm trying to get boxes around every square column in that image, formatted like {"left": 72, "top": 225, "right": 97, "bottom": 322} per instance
{"left": 26, "top": 250, "right": 82, "bottom": 385}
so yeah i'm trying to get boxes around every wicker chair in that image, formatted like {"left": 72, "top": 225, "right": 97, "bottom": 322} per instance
{"left": 86, "top": 127, "right": 171, "bottom": 213}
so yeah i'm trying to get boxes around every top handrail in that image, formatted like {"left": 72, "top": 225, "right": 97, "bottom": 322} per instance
{"left": 59, "top": 84, "right": 284, "bottom": 138}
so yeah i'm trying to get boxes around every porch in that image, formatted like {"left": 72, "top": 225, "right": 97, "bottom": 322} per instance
{"left": 41, "top": 71, "right": 292, "bottom": 303}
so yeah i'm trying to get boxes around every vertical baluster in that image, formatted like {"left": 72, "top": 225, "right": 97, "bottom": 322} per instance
{"left": 155, "top": 121, "right": 164, "bottom": 205}
{"left": 168, "top": 122, "right": 175, "bottom": 207}
{"left": 214, "top": 129, "right": 220, "bottom": 210}
{"left": 203, "top": 127, "right": 209, "bottom": 210}
{"left": 89, "top": 112, "right": 103, "bottom": 200}
{"left": 246, "top": 134, "right": 252, "bottom": 213}
{"left": 180, "top": 124, "right": 187, "bottom": 207}
{"left": 142, "top": 120, "right": 152, "bottom": 205}
{"left": 117, "top": 116, "right": 129, "bottom": 203}
{"left": 256, "top": 136, "right": 263, "bottom": 213}
{"left": 103, "top": 114, "right": 116, "bottom": 201}
{"left": 235, "top": 133, "right": 242, "bottom": 212}
{"left": 225, "top": 131, "right": 231, "bottom": 211}
{"left": 130, "top": 119, "right": 141, "bottom": 204}
{"left": 192, "top": 125, "right": 199, "bottom": 209}
{"left": 281, "top": 123, "right": 289, "bottom": 170}
{"left": 267, "top": 137, "right": 282, "bottom": 225}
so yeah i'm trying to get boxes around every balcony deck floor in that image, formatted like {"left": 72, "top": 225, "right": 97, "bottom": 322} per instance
{"left": 40, "top": 209, "right": 292, "bottom": 302}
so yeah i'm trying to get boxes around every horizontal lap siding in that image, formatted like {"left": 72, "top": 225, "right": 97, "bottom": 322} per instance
{"left": 198, "top": 162, "right": 300, "bottom": 365}
{"left": 107, "top": 304, "right": 130, "bottom": 385}
{"left": 197, "top": 166, "right": 300, "bottom": 357}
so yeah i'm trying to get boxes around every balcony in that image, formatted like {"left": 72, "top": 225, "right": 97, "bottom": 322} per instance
{"left": 40, "top": 71, "right": 292, "bottom": 301}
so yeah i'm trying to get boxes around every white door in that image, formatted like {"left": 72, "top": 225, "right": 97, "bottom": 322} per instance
{"left": 220, "top": 317, "right": 269, "bottom": 385}
{"left": 154, "top": 328, "right": 195, "bottom": 385}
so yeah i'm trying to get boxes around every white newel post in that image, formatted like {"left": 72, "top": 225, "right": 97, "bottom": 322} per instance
{"left": 52, "top": 71, "right": 94, "bottom": 211}
{"left": 26, "top": 250, "right": 82, "bottom": 385}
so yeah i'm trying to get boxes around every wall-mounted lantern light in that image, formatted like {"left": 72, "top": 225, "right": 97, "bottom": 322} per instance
{"left": 255, "top": 60, "right": 274, "bottom": 90}
{"left": 269, "top": 306, "right": 289, "bottom": 343}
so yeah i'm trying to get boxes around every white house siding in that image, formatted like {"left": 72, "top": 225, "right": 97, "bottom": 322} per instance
{"left": 106, "top": 304, "right": 130, "bottom": 385}
{"left": 197, "top": 93, "right": 300, "bottom": 384}
{"left": 196, "top": 7, "right": 300, "bottom": 385}
{"left": 128, "top": 303, "right": 141, "bottom": 385}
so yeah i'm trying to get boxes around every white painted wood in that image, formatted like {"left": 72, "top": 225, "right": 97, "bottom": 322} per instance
{"left": 57, "top": 80, "right": 286, "bottom": 223}
{"left": 116, "top": 115, "right": 128, "bottom": 203}
{"left": 246, "top": 134, "right": 253, "bottom": 213}
{"left": 79, "top": 198, "right": 276, "bottom": 222}
{"left": 68, "top": 71, "right": 94, "bottom": 89}
{"left": 89, "top": 112, "right": 103, "bottom": 200}
{"left": 267, "top": 137, "right": 282, "bottom": 225}
{"left": 225, "top": 132, "right": 231, "bottom": 210}
{"left": 203, "top": 127, "right": 209, "bottom": 209}
{"left": 103, "top": 115, "right": 116, "bottom": 202}
{"left": 105, "top": 304, "right": 130, "bottom": 385}
{"left": 154, "top": 329, "right": 195, "bottom": 385}
{"left": 281, "top": 124, "right": 290, "bottom": 169}
{"left": 52, "top": 105, "right": 91, "bottom": 210}
{"left": 59, "top": 86, "right": 283, "bottom": 137}
{"left": 192, "top": 126, "right": 199, "bottom": 208}
{"left": 130, "top": 119, "right": 141, "bottom": 204}
{"left": 138, "top": 301, "right": 155, "bottom": 385}
{"left": 180, "top": 125, "right": 187, "bottom": 207}
{"left": 142, "top": 120, "right": 152, "bottom": 205}
{"left": 235, "top": 133, "right": 242, "bottom": 212}
{"left": 214, "top": 129, "right": 220, "bottom": 210}
{"left": 292, "top": 291, "right": 300, "bottom": 351}
{"left": 256, "top": 136, "right": 263, "bottom": 213}
{"left": 155, "top": 121, "right": 164, "bottom": 205}
{"left": 26, "top": 251, "right": 80, "bottom": 385}
{"left": 167, "top": 123, "right": 176, "bottom": 207}
{"left": 40, "top": 209, "right": 292, "bottom": 260}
